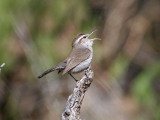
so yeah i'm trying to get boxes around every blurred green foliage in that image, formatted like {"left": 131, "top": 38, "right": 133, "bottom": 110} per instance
{"left": 132, "top": 62, "right": 160, "bottom": 120}
{"left": 0, "top": 0, "right": 98, "bottom": 71}
{"left": 0, "top": 0, "right": 160, "bottom": 120}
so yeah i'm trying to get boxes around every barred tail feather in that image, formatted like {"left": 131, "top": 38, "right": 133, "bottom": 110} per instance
{"left": 37, "top": 61, "right": 67, "bottom": 79}
{"left": 38, "top": 67, "right": 56, "bottom": 79}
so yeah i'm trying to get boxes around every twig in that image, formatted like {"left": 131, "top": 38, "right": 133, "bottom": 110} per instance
{"left": 0, "top": 63, "right": 5, "bottom": 72}
{"left": 62, "top": 66, "right": 94, "bottom": 120}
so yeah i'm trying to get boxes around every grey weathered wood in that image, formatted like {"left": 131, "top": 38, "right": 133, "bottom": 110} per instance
{"left": 62, "top": 67, "right": 94, "bottom": 120}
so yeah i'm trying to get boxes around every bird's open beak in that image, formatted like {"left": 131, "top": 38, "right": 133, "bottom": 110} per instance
{"left": 91, "top": 38, "right": 101, "bottom": 41}
{"left": 87, "top": 30, "right": 101, "bottom": 41}
{"left": 88, "top": 30, "right": 97, "bottom": 36}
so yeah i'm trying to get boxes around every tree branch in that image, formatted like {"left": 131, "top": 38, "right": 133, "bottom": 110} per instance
{"left": 62, "top": 67, "right": 94, "bottom": 120}
{"left": 0, "top": 63, "right": 5, "bottom": 72}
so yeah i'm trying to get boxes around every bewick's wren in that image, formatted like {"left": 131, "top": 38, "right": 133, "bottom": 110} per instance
{"left": 38, "top": 30, "right": 101, "bottom": 81}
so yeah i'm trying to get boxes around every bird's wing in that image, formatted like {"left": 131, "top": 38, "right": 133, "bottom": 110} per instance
{"left": 62, "top": 47, "right": 91, "bottom": 75}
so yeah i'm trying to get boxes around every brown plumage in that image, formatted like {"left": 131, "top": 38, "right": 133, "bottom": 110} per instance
{"left": 62, "top": 47, "right": 91, "bottom": 75}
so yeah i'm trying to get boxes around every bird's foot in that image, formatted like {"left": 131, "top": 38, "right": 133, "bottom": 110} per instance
{"left": 69, "top": 73, "right": 78, "bottom": 82}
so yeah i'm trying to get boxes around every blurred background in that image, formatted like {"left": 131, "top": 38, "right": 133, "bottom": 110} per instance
{"left": 0, "top": 0, "right": 160, "bottom": 120}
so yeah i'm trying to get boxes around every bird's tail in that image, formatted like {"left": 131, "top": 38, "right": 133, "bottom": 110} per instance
{"left": 38, "top": 67, "right": 56, "bottom": 79}
{"left": 37, "top": 61, "right": 67, "bottom": 79}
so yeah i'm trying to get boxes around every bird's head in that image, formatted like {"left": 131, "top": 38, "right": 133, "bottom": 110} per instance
{"left": 72, "top": 30, "right": 101, "bottom": 48}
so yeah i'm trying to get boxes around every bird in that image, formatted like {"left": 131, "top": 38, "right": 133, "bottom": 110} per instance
{"left": 38, "top": 30, "right": 101, "bottom": 81}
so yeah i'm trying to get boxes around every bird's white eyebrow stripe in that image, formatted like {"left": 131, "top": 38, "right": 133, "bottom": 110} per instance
{"left": 75, "top": 35, "right": 86, "bottom": 44}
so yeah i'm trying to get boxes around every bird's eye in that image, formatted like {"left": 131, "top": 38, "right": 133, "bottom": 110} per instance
{"left": 83, "top": 36, "right": 86, "bottom": 38}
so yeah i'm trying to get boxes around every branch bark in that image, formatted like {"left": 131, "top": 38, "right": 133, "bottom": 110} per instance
{"left": 62, "top": 67, "right": 94, "bottom": 120}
